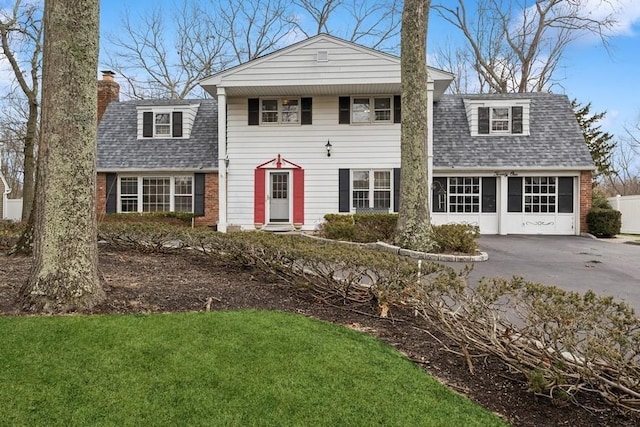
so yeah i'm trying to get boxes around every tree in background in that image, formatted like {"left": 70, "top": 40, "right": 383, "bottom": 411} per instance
{"left": 19, "top": 0, "right": 103, "bottom": 312}
{"left": 602, "top": 120, "right": 640, "bottom": 196}
{"left": 0, "top": 0, "right": 43, "bottom": 219}
{"left": 102, "top": 0, "right": 402, "bottom": 99}
{"left": 433, "top": 0, "right": 617, "bottom": 93}
{"left": 571, "top": 99, "right": 616, "bottom": 182}
{"left": 394, "top": 0, "right": 436, "bottom": 252}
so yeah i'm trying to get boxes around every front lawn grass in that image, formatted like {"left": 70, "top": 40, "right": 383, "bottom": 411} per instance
{"left": 0, "top": 310, "right": 506, "bottom": 426}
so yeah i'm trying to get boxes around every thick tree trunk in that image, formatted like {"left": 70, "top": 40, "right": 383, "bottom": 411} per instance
{"left": 19, "top": 0, "right": 104, "bottom": 312}
{"left": 394, "top": 0, "right": 437, "bottom": 252}
{"left": 20, "top": 99, "right": 38, "bottom": 221}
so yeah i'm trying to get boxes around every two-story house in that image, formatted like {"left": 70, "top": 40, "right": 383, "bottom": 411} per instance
{"left": 199, "top": 34, "right": 593, "bottom": 235}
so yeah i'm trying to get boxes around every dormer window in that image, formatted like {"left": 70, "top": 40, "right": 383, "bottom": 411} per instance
{"left": 154, "top": 113, "right": 171, "bottom": 136}
{"left": 477, "top": 105, "right": 524, "bottom": 135}
{"left": 491, "top": 108, "right": 510, "bottom": 132}
{"left": 464, "top": 99, "right": 529, "bottom": 136}
{"left": 142, "top": 111, "right": 183, "bottom": 138}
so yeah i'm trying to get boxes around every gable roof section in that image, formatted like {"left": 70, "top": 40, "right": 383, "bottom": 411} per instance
{"left": 201, "top": 33, "right": 454, "bottom": 99}
{"left": 433, "top": 93, "right": 594, "bottom": 170}
{"left": 97, "top": 99, "right": 218, "bottom": 171}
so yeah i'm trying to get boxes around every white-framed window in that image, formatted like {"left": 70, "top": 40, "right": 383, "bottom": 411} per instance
{"left": 154, "top": 113, "right": 171, "bottom": 136}
{"left": 352, "top": 170, "right": 392, "bottom": 210}
{"left": 448, "top": 177, "right": 480, "bottom": 213}
{"left": 118, "top": 176, "right": 193, "bottom": 213}
{"left": 491, "top": 107, "right": 510, "bottom": 132}
{"left": 524, "top": 177, "right": 556, "bottom": 213}
{"left": 261, "top": 98, "right": 300, "bottom": 124}
{"left": 352, "top": 96, "right": 392, "bottom": 123}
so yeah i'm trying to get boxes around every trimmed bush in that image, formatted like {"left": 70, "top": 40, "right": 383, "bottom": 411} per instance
{"left": 353, "top": 213, "right": 397, "bottom": 243}
{"left": 319, "top": 214, "right": 479, "bottom": 254}
{"left": 587, "top": 208, "right": 621, "bottom": 237}
{"left": 101, "top": 211, "right": 196, "bottom": 225}
{"left": 432, "top": 223, "right": 479, "bottom": 254}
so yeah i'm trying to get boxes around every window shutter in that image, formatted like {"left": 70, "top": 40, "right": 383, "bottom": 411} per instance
{"left": 393, "top": 168, "right": 401, "bottom": 212}
{"left": 301, "top": 97, "right": 312, "bottom": 125}
{"left": 143, "top": 112, "right": 153, "bottom": 137}
{"left": 482, "top": 177, "right": 497, "bottom": 213}
{"left": 507, "top": 177, "right": 523, "bottom": 212}
{"left": 393, "top": 95, "right": 401, "bottom": 123}
{"left": 106, "top": 173, "right": 117, "bottom": 213}
{"left": 478, "top": 107, "right": 490, "bottom": 134}
{"left": 338, "top": 169, "right": 350, "bottom": 212}
{"left": 512, "top": 106, "right": 523, "bottom": 134}
{"left": 432, "top": 177, "right": 447, "bottom": 213}
{"left": 194, "top": 173, "right": 205, "bottom": 216}
{"left": 558, "top": 177, "right": 574, "bottom": 213}
{"left": 248, "top": 98, "right": 259, "bottom": 125}
{"left": 172, "top": 112, "right": 183, "bottom": 137}
{"left": 338, "top": 97, "right": 350, "bottom": 124}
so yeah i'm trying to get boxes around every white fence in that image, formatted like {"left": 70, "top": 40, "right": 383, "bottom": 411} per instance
{"left": 4, "top": 198, "right": 23, "bottom": 221}
{"left": 608, "top": 195, "right": 640, "bottom": 234}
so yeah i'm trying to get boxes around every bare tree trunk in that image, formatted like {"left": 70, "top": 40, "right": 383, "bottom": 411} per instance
{"left": 19, "top": 0, "right": 103, "bottom": 312}
{"left": 21, "top": 99, "right": 38, "bottom": 220}
{"left": 394, "top": 0, "right": 436, "bottom": 252}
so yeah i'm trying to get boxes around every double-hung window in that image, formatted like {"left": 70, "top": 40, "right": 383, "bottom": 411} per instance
{"left": 490, "top": 108, "right": 510, "bottom": 132}
{"left": 352, "top": 97, "right": 392, "bottom": 123}
{"left": 261, "top": 98, "right": 299, "bottom": 124}
{"left": 154, "top": 113, "right": 171, "bottom": 136}
{"left": 352, "top": 170, "right": 391, "bottom": 210}
{"left": 119, "top": 176, "right": 194, "bottom": 213}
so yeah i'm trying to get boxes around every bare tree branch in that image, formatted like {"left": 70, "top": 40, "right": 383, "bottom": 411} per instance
{"left": 433, "top": 0, "right": 618, "bottom": 93}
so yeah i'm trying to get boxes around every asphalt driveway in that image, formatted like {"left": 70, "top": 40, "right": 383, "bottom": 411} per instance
{"left": 447, "top": 235, "right": 640, "bottom": 311}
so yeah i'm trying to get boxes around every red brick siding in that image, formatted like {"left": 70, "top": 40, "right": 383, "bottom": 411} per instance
{"left": 195, "top": 173, "right": 219, "bottom": 227}
{"left": 96, "top": 172, "right": 219, "bottom": 227}
{"left": 580, "top": 170, "right": 592, "bottom": 233}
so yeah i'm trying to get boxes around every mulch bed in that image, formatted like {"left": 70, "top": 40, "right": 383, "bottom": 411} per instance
{"left": 1, "top": 245, "right": 638, "bottom": 427}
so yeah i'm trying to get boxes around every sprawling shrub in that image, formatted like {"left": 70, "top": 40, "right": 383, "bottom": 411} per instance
{"left": 432, "top": 223, "right": 479, "bottom": 254}
{"left": 587, "top": 208, "right": 621, "bottom": 237}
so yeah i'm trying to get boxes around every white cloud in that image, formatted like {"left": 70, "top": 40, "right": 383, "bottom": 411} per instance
{"left": 572, "top": 0, "right": 640, "bottom": 38}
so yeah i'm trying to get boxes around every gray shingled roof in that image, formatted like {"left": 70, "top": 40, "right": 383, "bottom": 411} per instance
{"left": 97, "top": 99, "right": 218, "bottom": 171}
{"left": 433, "top": 93, "right": 594, "bottom": 170}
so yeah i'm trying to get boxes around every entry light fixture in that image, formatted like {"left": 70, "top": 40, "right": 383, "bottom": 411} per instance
{"left": 325, "top": 140, "right": 332, "bottom": 157}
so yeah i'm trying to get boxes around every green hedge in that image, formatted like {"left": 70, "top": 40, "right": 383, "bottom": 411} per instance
{"left": 318, "top": 214, "right": 479, "bottom": 254}
{"left": 587, "top": 208, "right": 621, "bottom": 238}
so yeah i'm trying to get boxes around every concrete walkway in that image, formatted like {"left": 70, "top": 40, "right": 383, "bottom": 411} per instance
{"left": 442, "top": 235, "right": 640, "bottom": 312}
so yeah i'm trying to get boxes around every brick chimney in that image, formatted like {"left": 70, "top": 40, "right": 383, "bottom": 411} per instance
{"left": 97, "top": 70, "right": 119, "bottom": 123}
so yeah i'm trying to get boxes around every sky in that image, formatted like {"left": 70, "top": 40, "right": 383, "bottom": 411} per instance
{"left": 1, "top": 0, "right": 638, "bottom": 139}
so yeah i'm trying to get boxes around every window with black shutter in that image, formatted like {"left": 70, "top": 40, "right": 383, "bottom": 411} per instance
{"left": 508, "top": 177, "right": 523, "bottom": 212}
{"left": 248, "top": 98, "right": 260, "bottom": 125}
{"left": 512, "top": 106, "right": 523, "bottom": 134}
{"left": 478, "top": 107, "right": 490, "bottom": 134}
{"left": 558, "top": 177, "right": 574, "bottom": 213}
{"left": 301, "top": 97, "right": 312, "bottom": 125}
{"left": 172, "top": 112, "right": 183, "bottom": 137}
{"left": 338, "top": 97, "right": 350, "bottom": 124}
{"left": 393, "top": 95, "right": 401, "bottom": 123}
{"left": 142, "top": 112, "right": 153, "bottom": 137}
{"left": 482, "top": 177, "right": 497, "bottom": 213}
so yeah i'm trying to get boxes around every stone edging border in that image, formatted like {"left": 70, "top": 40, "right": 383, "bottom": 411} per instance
{"left": 300, "top": 233, "right": 488, "bottom": 262}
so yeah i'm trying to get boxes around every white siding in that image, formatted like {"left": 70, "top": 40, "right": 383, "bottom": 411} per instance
{"left": 226, "top": 96, "right": 401, "bottom": 230}
{"left": 220, "top": 39, "right": 400, "bottom": 88}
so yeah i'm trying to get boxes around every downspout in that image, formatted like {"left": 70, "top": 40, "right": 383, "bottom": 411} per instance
{"left": 217, "top": 87, "right": 228, "bottom": 232}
